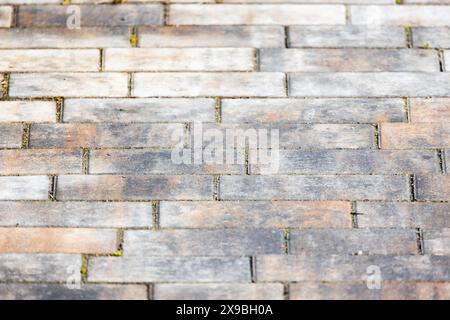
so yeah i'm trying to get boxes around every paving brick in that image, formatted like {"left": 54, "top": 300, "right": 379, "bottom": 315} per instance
{"left": 447, "top": 149, "right": 450, "bottom": 172}
{"left": 289, "top": 72, "right": 450, "bottom": 97}
{"left": 251, "top": 150, "right": 439, "bottom": 174}
{"left": 220, "top": 175, "right": 410, "bottom": 201}
{"left": 356, "top": 202, "right": 450, "bottom": 229}
{"left": 17, "top": 4, "right": 163, "bottom": 27}
{"left": 0, "top": 254, "right": 81, "bottom": 282}
{"left": 88, "top": 256, "right": 251, "bottom": 283}
{"left": 0, "top": 284, "right": 148, "bottom": 300}
{"left": 289, "top": 229, "right": 418, "bottom": 256}
{"left": 412, "top": 27, "right": 450, "bottom": 48}
{"left": 154, "top": 283, "right": 284, "bottom": 300}
{"left": 288, "top": 26, "right": 405, "bottom": 48}
{"left": 123, "top": 229, "right": 284, "bottom": 257}
{"left": 0, "top": 201, "right": 152, "bottom": 228}
{"left": 105, "top": 48, "right": 255, "bottom": 71}
{"left": 351, "top": 5, "right": 450, "bottom": 26}
{"left": 261, "top": 49, "right": 438, "bottom": 72}
{"left": 169, "top": 4, "right": 346, "bottom": 25}
{"left": 0, "top": 149, "right": 82, "bottom": 174}
{"left": 160, "top": 201, "right": 352, "bottom": 229}
{"left": 56, "top": 175, "right": 213, "bottom": 200}
{"left": 9, "top": 73, "right": 128, "bottom": 98}
{"left": 380, "top": 123, "right": 450, "bottom": 149}
{"left": 290, "top": 282, "right": 450, "bottom": 300}
{"left": 0, "top": 6, "right": 13, "bottom": 28}
{"left": 256, "top": 255, "right": 450, "bottom": 282}
{"left": 64, "top": 98, "right": 215, "bottom": 123}
{"left": 221, "top": 98, "right": 406, "bottom": 123}
{"left": 133, "top": 73, "right": 286, "bottom": 97}
{"left": 90, "top": 149, "right": 243, "bottom": 175}
{"left": 0, "top": 176, "right": 48, "bottom": 200}
{"left": 0, "top": 101, "right": 55, "bottom": 123}
{"left": 0, "top": 49, "right": 99, "bottom": 72}
{"left": 0, "top": 228, "right": 117, "bottom": 254}
{"left": 0, "top": 27, "right": 130, "bottom": 48}
{"left": 0, "top": 124, "right": 24, "bottom": 148}
{"left": 139, "top": 26, "right": 285, "bottom": 48}
{"left": 410, "top": 98, "right": 450, "bottom": 123}
{"left": 416, "top": 175, "right": 450, "bottom": 201}
{"left": 29, "top": 123, "right": 184, "bottom": 148}
{"left": 424, "top": 229, "right": 450, "bottom": 256}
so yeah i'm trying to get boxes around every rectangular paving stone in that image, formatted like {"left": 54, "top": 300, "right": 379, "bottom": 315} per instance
{"left": 412, "top": 27, "right": 450, "bottom": 48}
{"left": 133, "top": 73, "right": 286, "bottom": 97}
{"left": 289, "top": 73, "right": 450, "bottom": 97}
{"left": 221, "top": 98, "right": 406, "bottom": 123}
{"left": 17, "top": 4, "right": 163, "bottom": 27}
{"left": 0, "top": 101, "right": 56, "bottom": 123}
{"left": 56, "top": 175, "right": 213, "bottom": 200}
{"left": 105, "top": 48, "right": 255, "bottom": 71}
{"left": 154, "top": 283, "right": 284, "bottom": 300}
{"left": 288, "top": 25, "right": 406, "bottom": 48}
{"left": 0, "top": 228, "right": 117, "bottom": 254}
{"left": 90, "top": 149, "right": 243, "bottom": 175}
{"left": 159, "top": 201, "right": 352, "bottom": 229}
{"left": 351, "top": 5, "right": 450, "bottom": 26}
{"left": 423, "top": 229, "right": 450, "bottom": 256}
{"left": 416, "top": 175, "right": 450, "bottom": 201}
{"left": 139, "top": 26, "right": 285, "bottom": 48}
{"left": 0, "top": 176, "right": 48, "bottom": 200}
{"left": 0, "top": 124, "right": 24, "bottom": 148}
{"left": 88, "top": 256, "right": 251, "bottom": 283}
{"left": 256, "top": 255, "right": 450, "bottom": 282}
{"left": 0, "top": 254, "right": 81, "bottom": 282}
{"left": 380, "top": 123, "right": 450, "bottom": 149}
{"left": 0, "top": 6, "right": 13, "bottom": 28}
{"left": 0, "top": 49, "right": 100, "bottom": 72}
{"left": 261, "top": 49, "right": 438, "bottom": 72}
{"left": 251, "top": 150, "right": 439, "bottom": 174}
{"left": 289, "top": 229, "right": 418, "bottom": 256}
{"left": 9, "top": 73, "right": 128, "bottom": 98}
{"left": 356, "top": 202, "right": 450, "bottom": 229}
{"left": 290, "top": 282, "right": 450, "bottom": 300}
{"left": 123, "top": 229, "right": 284, "bottom": 257}
{"left": 64, "top": 98, "right": 215, "bottom": 123}
{"left": 220, "top": 175, "right": 410, "bottom": 201}
{"left": 169, "top": 4, "right": 346, "bottom": 25}
{"left": 0, "top": 201, "right": 153, "bottom": 228}
{"left": 0, "top": 149, "right": 82, "bottom": 174}
{"left": 0, "top": 27, "right": 130, "bottom": 48}
{"left": 410, "top": 98, "right": 450, "bottom": 123}
{"left": 29, "top": 123, "right": 184, "bottom": 148}
{"left": 0, "top": 284, "right": 148, "bottom": 300}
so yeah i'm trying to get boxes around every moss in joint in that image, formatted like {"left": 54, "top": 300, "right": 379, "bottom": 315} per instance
{"left": 80, "top": 255, "right": 88, "bottom": 282}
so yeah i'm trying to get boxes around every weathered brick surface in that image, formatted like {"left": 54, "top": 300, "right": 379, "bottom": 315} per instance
{"left": 0, "top": 101, "right": 55, "bottom": 123}
{"left": 416, "top": 175, "right": 450, "bottom": 201}
{"left": 0, "top": 176, "right": 48, "bottom": 200}
{"left": 0, "top": 6, "right": 13, "bottom": 28}
{"left": 160, "top": 201, "right": 352, "bottom": 229}
{"left": 381, "top": 123, "right": 450, "bottom": 149}
{"left": 423, "top": 229, "right": 450, "bottom": 256}
{"left": 0, "top": 228, "right": 117, "bottom": 254}
{"left": 0, "top": 124, "right": 24, "bottom": 148}
{"left": 412, "top": 27, "right": 450, "bottom": 48}
{"left": 410, "top": 98, "right": 450, "bottom": 123}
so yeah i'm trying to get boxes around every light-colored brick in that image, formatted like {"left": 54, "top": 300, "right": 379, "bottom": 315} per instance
{"left": 424, "top": 229, "right": 450, "bottom": 256}
{"left": 169, "top": 4, "right": 346, "bottom": 25}
{"left": 380, "top": 123, "right": 450, "bottom": 149}
{"left": 0, "top": 124, "right": 24, "bottom": 148}
{"left": 289, "top": 72, "right": 450, "bottom": 97}
{"left": 160, "top": 201, "right": 352, "bottom": 229}
{"left": 412, "top": 27, "right": 450, "bottom": 49}
{"left": 0, "top": 101, "right": 55, "bottom": 123}
{"left": 0, "top": 49, "right": 99, "bottom": 72}
{"left": 410, "top": 98, "right": 450, "bottom": 123}
{"left": 0, "top": 6, "right": 13, "bottom": 28}
{"left": 139, "top": 26, "right": 285, "bottom": 48}
{"left": 220, "top": 175, "right": 410, "bottom": 201}
{"left": 0, "top": 228, "right": 117, "bottom": 254}
{"left": 88, "top": 256, "right": 250, "bottom": 283}
{"left": 9, "top": 73, "right": 128, "bottom": 98}
{"left": 133, "top": 72, "right": 286, "bottom": 97}
{"left": 416, "top": 175, "right": 450, "bottom": 201}
{"left": 221, "top": 98, "right": 405, "bottom": 123}
{"left": 0, "top": 176, "right": 48, "bottom": 200}
{"left": 261, "top": 49, "right": 438, "bottom": 72}
{"left": 105, "top": 48, "right": 255, "bottom": 71}
{"left": 56, "top": 175, "right": 213, "bottom": 200}
{"left": 0, "top": 201, "right": 152, "bottom": 228}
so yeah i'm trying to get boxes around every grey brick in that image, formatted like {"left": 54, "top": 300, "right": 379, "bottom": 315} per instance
{"left": 416, "top": 175, "right": 450, "bottom": 201}
{"left": 423, "top": 229, "right": 450, "bottom": 256}
{"left": 0, "top": 176, "right": 48, "bottom": 200}
{"left": 0, "top": 124, "right": 23, "bottom": 148}
{"left": 412, "top": 27, "right": 450, "bottom": 48}
{"left": 0, "top": 101, "right": 56, "bottom": 123}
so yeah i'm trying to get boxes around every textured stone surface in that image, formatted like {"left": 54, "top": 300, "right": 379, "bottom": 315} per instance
{"left": 0, "top": 101, "right": 56, "bottom": 122}
{"left": 380, "top": 123, "right": 450, "bottom": 149}
{"left": 410, "top": 98, "right": 450, "bottom": 123}
{"left": 0, "top": 176, "right": 48, "bottom": 200}
{"left": 415, "top": 175, "right": 450, "bottom": 201}
{"left": 0, "top": 124, "right": 24, "bottom": 148}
